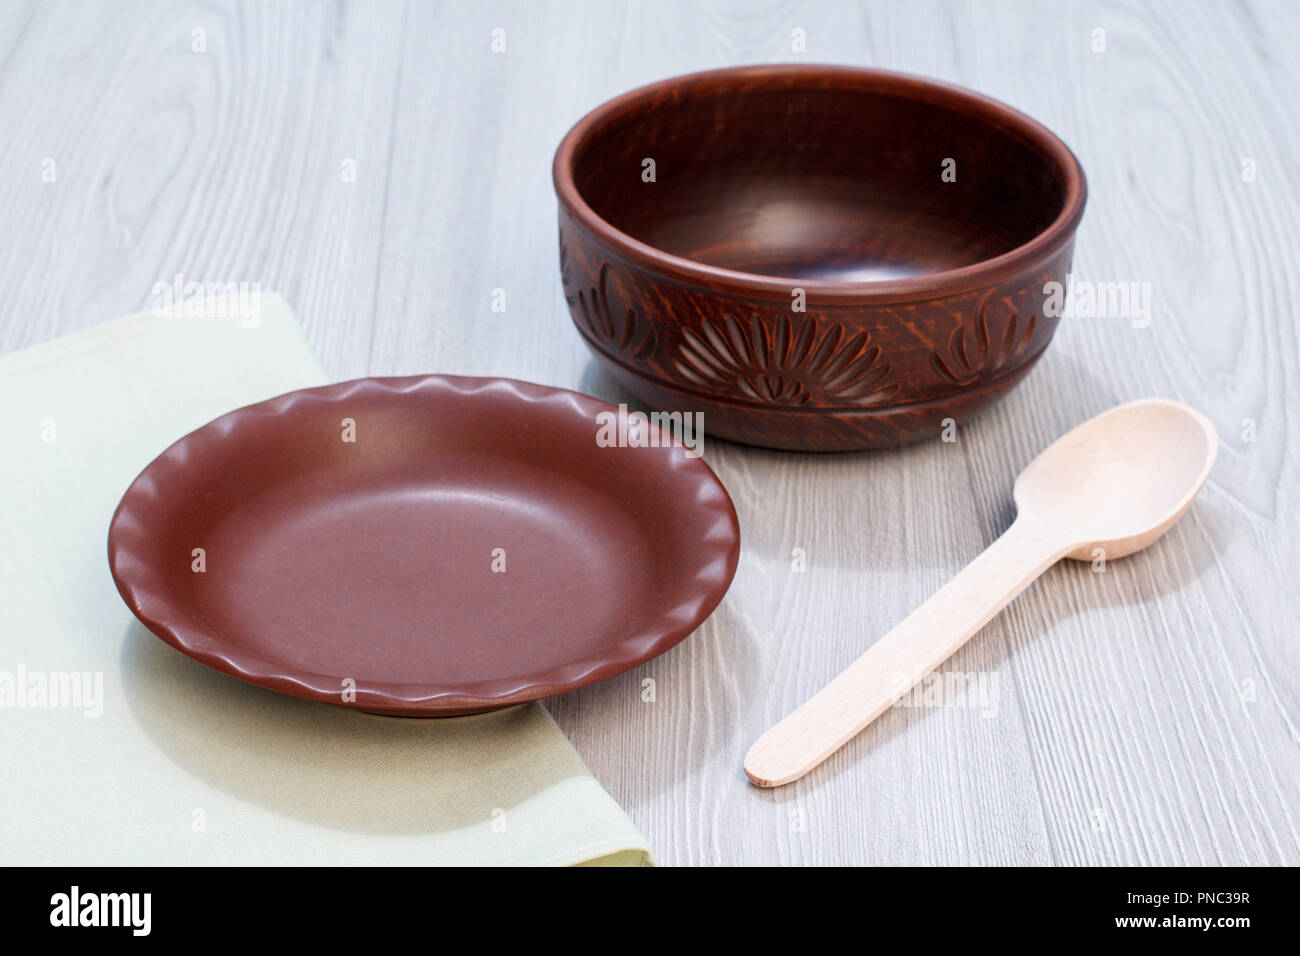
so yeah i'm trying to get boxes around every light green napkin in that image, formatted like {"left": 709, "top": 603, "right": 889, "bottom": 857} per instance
{"left": 0, "top": 294, "right": 650, "bottom": 866}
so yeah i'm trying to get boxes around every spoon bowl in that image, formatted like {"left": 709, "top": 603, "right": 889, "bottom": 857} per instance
{"left": 1014, "top": 399, "right": 1218, "bottom": 560}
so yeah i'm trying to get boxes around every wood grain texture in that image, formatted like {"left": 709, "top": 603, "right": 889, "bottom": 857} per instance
{"left": 1, "top": 0, "right": 1296, "bottom": 865}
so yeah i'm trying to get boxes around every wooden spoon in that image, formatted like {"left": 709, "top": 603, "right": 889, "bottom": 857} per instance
{"left": 744, "top": 398, "right": 1218, "bottom": 788}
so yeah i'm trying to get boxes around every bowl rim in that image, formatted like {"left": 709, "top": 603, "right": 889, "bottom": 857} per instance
{"left": 553, "top": 63, "right": 1087, "bottom": 303}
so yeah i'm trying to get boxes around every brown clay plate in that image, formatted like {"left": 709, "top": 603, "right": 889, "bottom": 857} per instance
{"left": 108, "top": 375, "right": 740, "bottom": 716}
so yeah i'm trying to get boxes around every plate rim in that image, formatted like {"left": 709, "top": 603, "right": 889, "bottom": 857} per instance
{"left": 107, "top": 374, "right": 741, "bottom": 715}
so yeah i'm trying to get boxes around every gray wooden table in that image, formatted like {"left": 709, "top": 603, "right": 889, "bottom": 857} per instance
{"left": 3, "top": 0, "right": 1296, "bottom": 866}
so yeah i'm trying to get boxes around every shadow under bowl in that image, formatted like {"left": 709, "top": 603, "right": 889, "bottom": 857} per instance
{"left": 553, "top": 64, "right": 1086, "bottom": 451}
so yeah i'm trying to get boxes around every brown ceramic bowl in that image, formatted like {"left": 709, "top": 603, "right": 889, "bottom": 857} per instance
{"left": 553, "top": 65, "right": 1086, "bottom": 451}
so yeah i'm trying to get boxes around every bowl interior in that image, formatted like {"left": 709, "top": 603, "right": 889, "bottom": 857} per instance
{"left": 569, "top": 71, "right": 1072, "bottom": 282}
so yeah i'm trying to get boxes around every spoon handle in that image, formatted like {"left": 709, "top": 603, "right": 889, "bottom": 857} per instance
{"left": 745, "top": 515, "right": 1069, "bottom": 788}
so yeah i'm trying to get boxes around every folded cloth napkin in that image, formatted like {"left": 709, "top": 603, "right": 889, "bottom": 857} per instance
{"left": 0, "top": 294, "right": 650, "bottom": 866}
